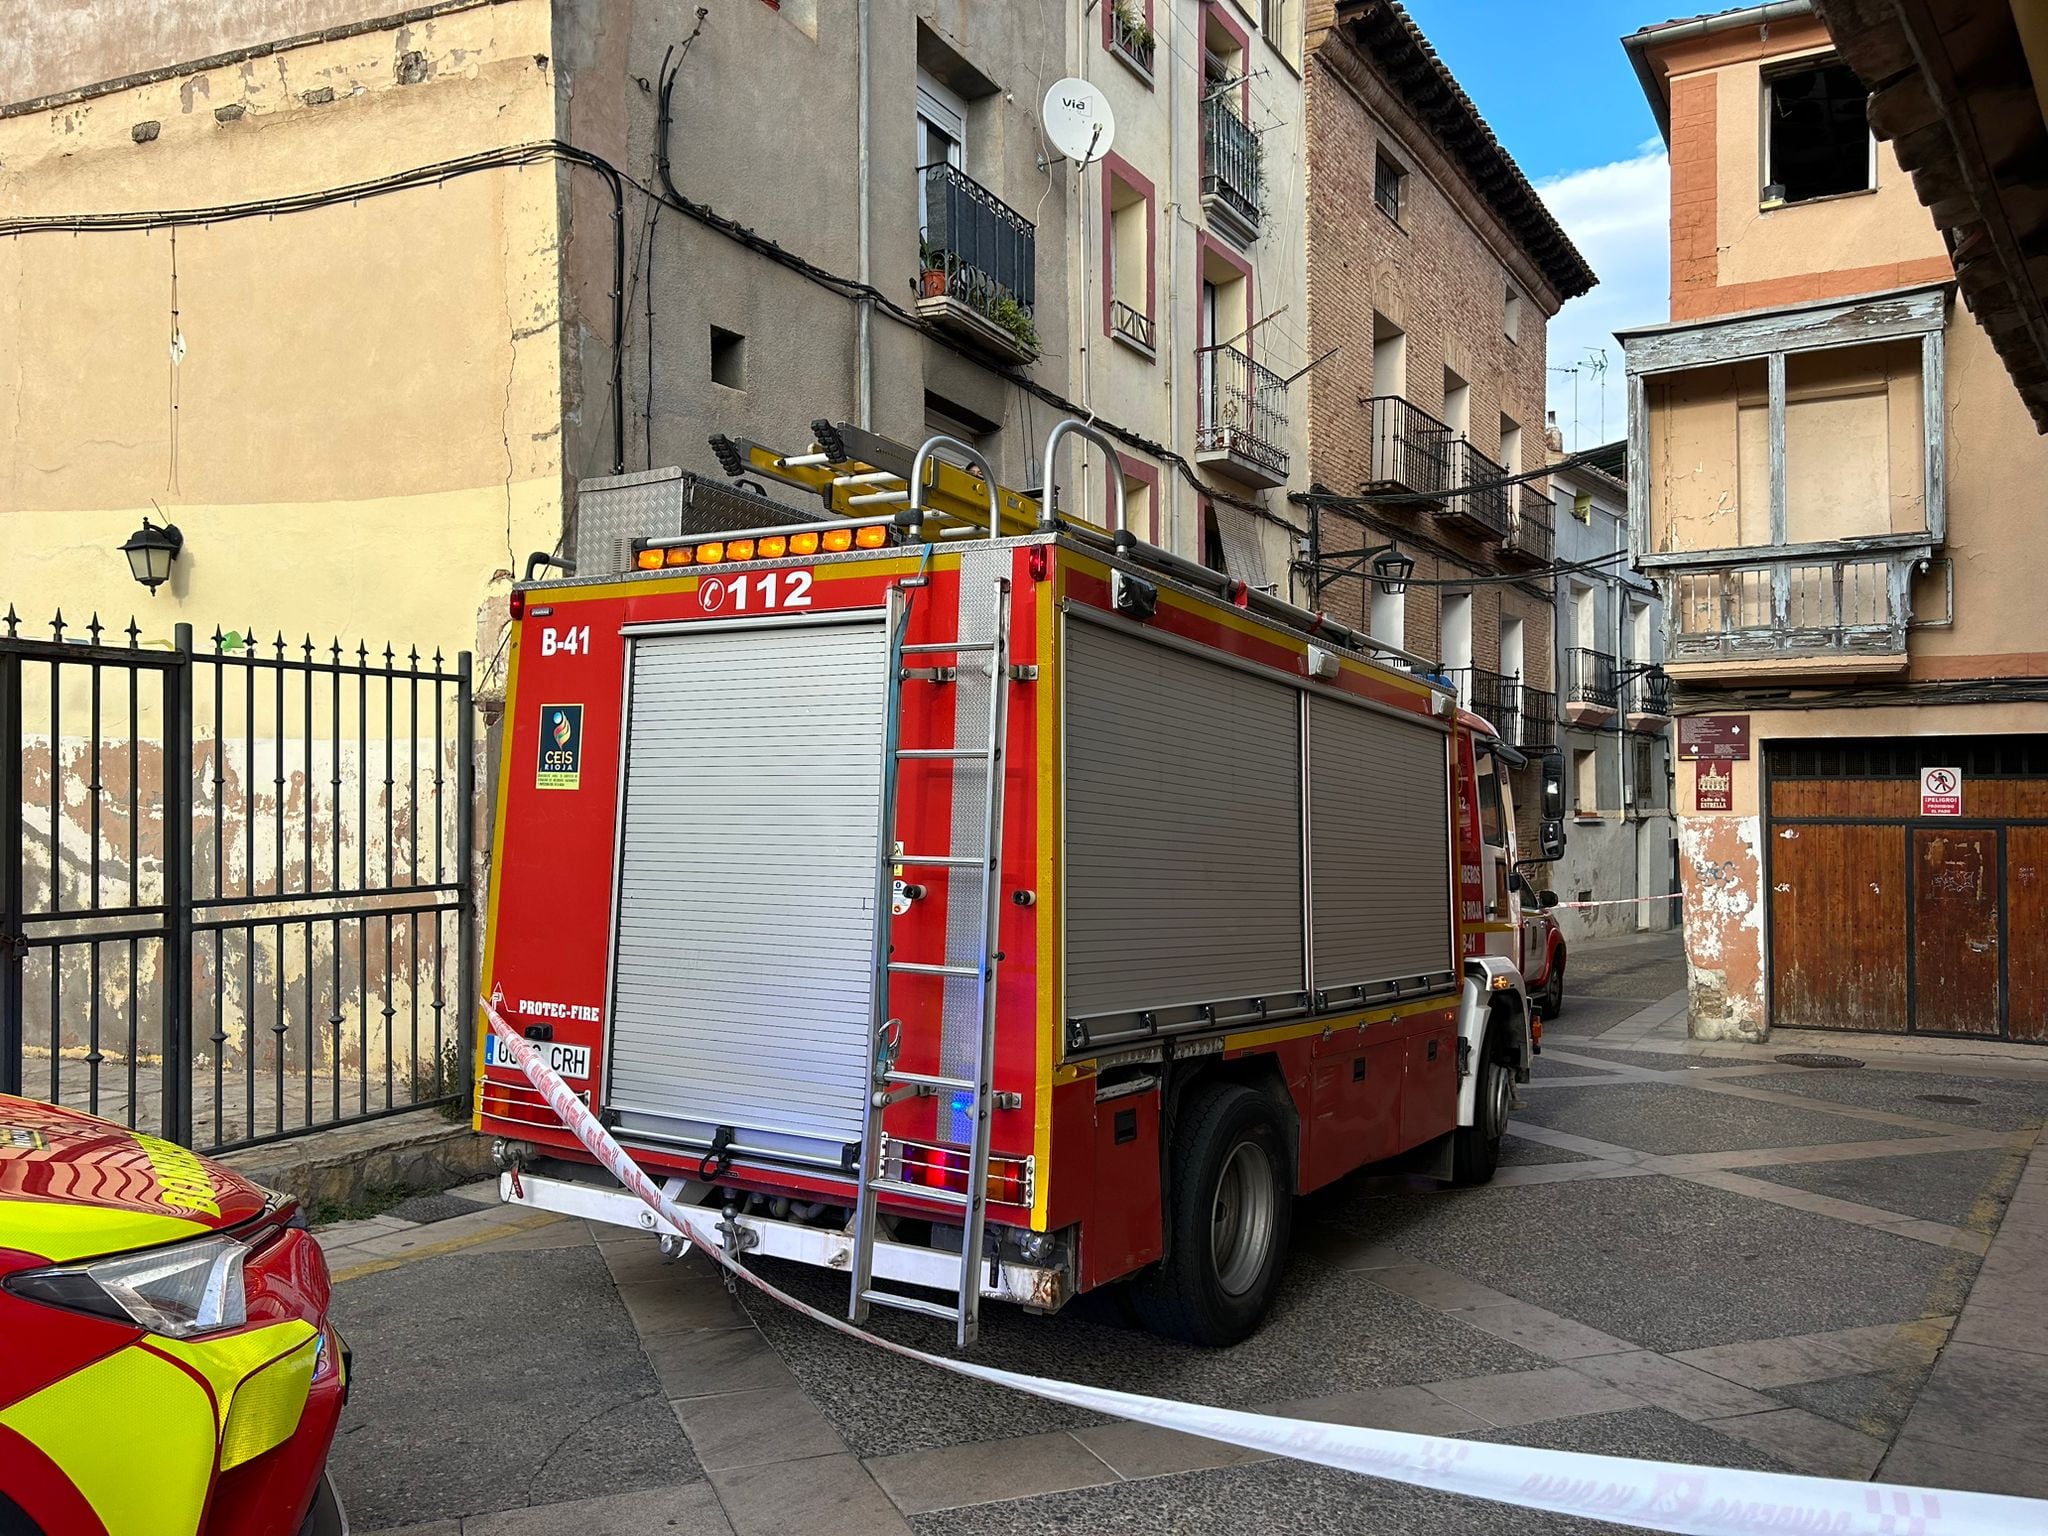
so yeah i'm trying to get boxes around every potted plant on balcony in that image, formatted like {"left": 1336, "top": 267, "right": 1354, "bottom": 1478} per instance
{"left": 1113, "top": 0, "right": 1156, "bottom": 53}
{"left": 919, "top": 237, "right": 949, "bottom": 300}
{"left": 989, "top": 293, "right": 1039, "bottom": 357}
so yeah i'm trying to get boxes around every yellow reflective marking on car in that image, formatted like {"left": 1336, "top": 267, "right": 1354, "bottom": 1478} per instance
{"left": 150, "top": 1318, "right": 318, "bottom": 1428}
{"left": 0, "top": 1343, "right": 213, "bottom": 1536}
{"left": 131, "top": 1131, "right": 222, "bottom": 1218}
{"left": 216, "top": 1333, "right": 320, "bottom": 1470}
{"left": 0, "top": 1196, "right": 209, "bottom": 1264}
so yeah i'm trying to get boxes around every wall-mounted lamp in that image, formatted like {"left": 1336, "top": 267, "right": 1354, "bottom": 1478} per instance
{"left": 121, "top": 518, "right": 183, "bottom": 594}
{"left": 1369, "top": 546, "right": 1416, "bottom": 595}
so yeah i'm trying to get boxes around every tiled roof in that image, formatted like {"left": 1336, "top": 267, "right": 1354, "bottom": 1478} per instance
{"left": 1335, "top": 1, "right": 1598, "bottom": 302}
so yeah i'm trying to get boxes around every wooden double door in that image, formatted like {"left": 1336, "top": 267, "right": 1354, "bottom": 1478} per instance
{"left": 1767, "top": 740, "right": 2048, "bottom": 1042}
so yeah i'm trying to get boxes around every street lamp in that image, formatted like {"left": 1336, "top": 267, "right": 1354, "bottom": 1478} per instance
{"left": 120, "top": 518, "right": 183, "bottom": 595}
{"left": 1369, "top": 546, "right": 1415, "bottom": 594}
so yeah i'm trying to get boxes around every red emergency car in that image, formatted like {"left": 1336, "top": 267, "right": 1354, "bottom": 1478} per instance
{"left": 0, "top": 1096, "right": 348, "bottom": 1536}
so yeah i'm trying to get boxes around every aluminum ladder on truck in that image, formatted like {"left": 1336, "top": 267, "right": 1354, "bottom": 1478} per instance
{"left": 848, "top": 437, "right": 1013, "bottom": 1349}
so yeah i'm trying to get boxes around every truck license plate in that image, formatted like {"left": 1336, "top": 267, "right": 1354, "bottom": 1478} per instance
{"left": 484, "top": 1035, "right": 592, "bottom": 1082}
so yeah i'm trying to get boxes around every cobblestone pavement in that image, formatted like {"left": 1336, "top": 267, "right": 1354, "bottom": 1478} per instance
{"left": 323, "top": 932, "right": 2048, "bottom": 1534}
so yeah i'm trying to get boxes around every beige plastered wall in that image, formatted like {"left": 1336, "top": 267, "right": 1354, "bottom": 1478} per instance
{"left": 1700, "top": 44, "right": 1947, "bottom": 290}
{"left": 0, "top": 3, "right": 564, "bottom": 670}
{"left": 1072, "top": 0, "right": 1309, "bottom": 597}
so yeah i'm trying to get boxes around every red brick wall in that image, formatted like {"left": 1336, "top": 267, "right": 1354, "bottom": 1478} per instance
{"left": 1305, "top": 43, "right": 1555, "bottom": 676}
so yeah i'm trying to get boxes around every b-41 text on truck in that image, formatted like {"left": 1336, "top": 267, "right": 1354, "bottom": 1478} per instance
{"left": 478, "top": 419, "right": 1565, "bottom": 1346}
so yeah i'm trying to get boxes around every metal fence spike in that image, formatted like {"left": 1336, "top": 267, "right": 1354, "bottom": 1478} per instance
{"left": 125, "top": 618, "right": 141, "bottom": 647}
{"left": 3, "top": 606, "right": 17, "bottom": 638}
{"left": 51, "top": 610, "right": 65, "bottom": 641}
{"left": 86, "top": 614, "right": 103, "bottom": 645}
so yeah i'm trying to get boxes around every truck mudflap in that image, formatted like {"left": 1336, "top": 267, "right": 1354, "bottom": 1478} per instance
{"left": 501, "top": 1174, "right": 1070, "bottom": 1312}
{"left": 1456, "top": 958, "right": 1532, "bottom": 1128}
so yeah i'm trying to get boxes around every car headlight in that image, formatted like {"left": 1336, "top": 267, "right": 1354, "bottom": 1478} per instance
{"left": 7, "top": 1233, "right": 248, "bottom": 1339}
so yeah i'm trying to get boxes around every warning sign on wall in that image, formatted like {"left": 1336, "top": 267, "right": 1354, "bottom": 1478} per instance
{"left": 1920, "top": 767, "right": 1963, "bottom": 817}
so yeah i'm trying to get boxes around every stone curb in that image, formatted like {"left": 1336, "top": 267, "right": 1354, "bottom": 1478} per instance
{"left": 219, "top": 1108, "right": 494, "bottom": 1210}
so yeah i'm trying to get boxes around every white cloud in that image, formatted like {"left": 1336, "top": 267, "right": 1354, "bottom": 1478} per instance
{"left": 1537, "top": 148, "right": 1670, "bottom": 451}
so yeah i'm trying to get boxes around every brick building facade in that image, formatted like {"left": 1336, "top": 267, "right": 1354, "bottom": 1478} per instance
{"left": 1303, "top": 0, "right": 1595, "bottom": 836}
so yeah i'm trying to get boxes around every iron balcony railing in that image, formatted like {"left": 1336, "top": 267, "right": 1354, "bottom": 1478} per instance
{"left": 1667, "top": 554, "right": 1912, "bottom": 662}
{"left": 1196, "top": 343, "right": 1290, "bottom": 481}
{"left": 1110, "top": 9, "right": 1156, "bottom": 75}
{"left": 1111, "top": 298, "right": 1155, "bottom": 352}
{"left": 1443, "top": 438, "right": 1511, "bottom": 540}
{"left": 1517, "top": 686, "right": 1558, "bottom": 750}
{"left": 1625, "top": 667, "right": 1671, "bottom": 718}
{"left": 920, "top": 162, "right": 1036, "bottom": 332}
{"left": 1505, "top": 483, "right": 1556, "bottom": 566}
{"left": 1366, "top": 396, "right": 1451, "bottom": 500}
{"left": 1201, "top": 95, "right": 1263, "bottom": 235}
{"left": 1566, "top": 647, "right": 1620, "bottom": 710}
{"left": 1466, "top": 668, "right": 1514, "bottom": 731}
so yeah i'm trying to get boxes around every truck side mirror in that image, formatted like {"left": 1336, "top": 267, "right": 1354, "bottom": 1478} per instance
{"left": 1539, "top": 888, "right": 1560, "bottom": 909}
{"left": 1540, "top": 751, "right": 1567, "bottom": 821}
{"left": 1537, "top": 819, "right": 1566, "bottom": 862}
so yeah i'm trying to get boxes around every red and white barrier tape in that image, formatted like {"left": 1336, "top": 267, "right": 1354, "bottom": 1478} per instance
{"left": 485, "top": 1004, "right": 2044, "bottom": 1535}
{"left": 1554, "top": 892, "right": 1683, "bottom": 910}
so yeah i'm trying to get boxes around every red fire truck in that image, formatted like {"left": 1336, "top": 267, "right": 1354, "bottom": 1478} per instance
{"left": 478, "top": 419, "right": 1565, "bottom": 1346}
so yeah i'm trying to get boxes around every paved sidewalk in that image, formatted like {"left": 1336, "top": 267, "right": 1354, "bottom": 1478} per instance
{"left": 329, "top": 960, "right": 2048, "bottom": 1534}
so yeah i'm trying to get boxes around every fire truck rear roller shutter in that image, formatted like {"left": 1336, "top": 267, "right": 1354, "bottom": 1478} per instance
{"left": 1064, "top": 616, "right": 1305, "bottom": 1023}
{"left": 1306, "top": 694, "right": 1456, "bottom": 996}
{"left": 607, "top": 619, "right": 886, "bottom": 1164}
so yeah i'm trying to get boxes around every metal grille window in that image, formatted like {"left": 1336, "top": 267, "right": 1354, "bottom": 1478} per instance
{"left": 1374, "top": 150, "right": 1406, "bottom": 222}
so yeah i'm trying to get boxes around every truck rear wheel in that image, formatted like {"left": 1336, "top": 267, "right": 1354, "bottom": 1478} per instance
{"left": 1450, "top": 1020, "right": 1511, "bottom": 1186}
{"left": 1133, "top": 1081, "right": 1292, "bottom": 1346}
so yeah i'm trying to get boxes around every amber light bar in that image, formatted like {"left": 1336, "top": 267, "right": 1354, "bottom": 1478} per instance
{"left": 634, "top": 517, "right": 898, "bottom": 571}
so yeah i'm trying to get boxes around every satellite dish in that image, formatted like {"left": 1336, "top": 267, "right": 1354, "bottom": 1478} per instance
{"left": 1043, "top": 77, "right": 1116, "bottom": 165}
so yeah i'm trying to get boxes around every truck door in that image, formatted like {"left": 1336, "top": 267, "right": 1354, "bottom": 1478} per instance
{"left": 1473, "top": 746, "right": 1515, "bottom": 964}
{"left": 604, "top": 615, "right": 887, "bottom": 1171}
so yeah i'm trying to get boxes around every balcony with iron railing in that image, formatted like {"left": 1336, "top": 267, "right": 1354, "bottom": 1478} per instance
{"left": 1196, "top": 342, "right": 1289, "bottom": 488}
{"left": 1200, "top": 94, "right": 1263, "bottom": 243}
{"left": 917, "top": 162, "right": 1038, "bottom": 364}
{"left": 1503, "top": 483, "right": 1555, "bottom": 568}
{"left": 1365, "top": 396, "right": 1451, "bottom": 506}
{"left": 1665, "top": 555, "right": 1913, "bottom": 669}
{"left": 1624, "top": 666, "right": 1671, "bottom": 730}
{"left": 1108, "top": 6, "right": 1156, "bottom": 78}
{"left": 1517, "top": 686, "right": 1558, "bottom": 751}
{"left": 1564, "top": 647, "right": 1619, "bottom": 725}
{"left": 1110, "top": 298, "right": 1155, "bottom": 355}
{"left": 1440, "top": 438, "right": 1510, "bottom": 541}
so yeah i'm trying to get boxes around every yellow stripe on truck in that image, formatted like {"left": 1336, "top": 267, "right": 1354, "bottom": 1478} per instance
{"left": 0, "top": 1344, "right": 214, "bottom": 1536}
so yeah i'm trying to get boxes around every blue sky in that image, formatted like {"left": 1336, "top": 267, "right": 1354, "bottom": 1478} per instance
{"left": 1402, "top": 0, "right": 1673, "bottom": 449}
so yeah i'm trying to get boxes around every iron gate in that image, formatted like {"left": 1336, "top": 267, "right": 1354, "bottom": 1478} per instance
{"left": 0, "top": 611, "right": 474, "bottom": 1151}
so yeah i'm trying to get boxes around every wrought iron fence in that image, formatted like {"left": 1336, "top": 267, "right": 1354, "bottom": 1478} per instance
{"left": 1366, "top": 396, "right": 1451, "bottom": 498}
{"left": 1, "top": 610, "right": 473, "bottom": 1152}
{"left": 1565, "top": 647, "right": 1620, "bottom": 711}
{"left": 920, "top": 162, "right": 1037, "bottom": 334}
{"left": 1196, "top": 343, "right": 1290, "bottom": 480}
{"left": 1201, "top": 95, "right": 1263, "bottom": 234}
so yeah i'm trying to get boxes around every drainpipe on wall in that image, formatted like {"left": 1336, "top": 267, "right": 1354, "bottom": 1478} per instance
{"left": 855, "top": 0, "right": 874, "bottom": 430}
{"left": 1165, "top": 10, "right": 1184, "bottom": 552}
